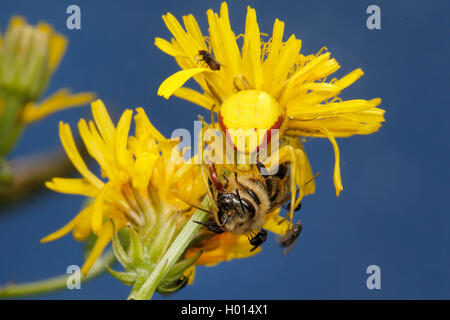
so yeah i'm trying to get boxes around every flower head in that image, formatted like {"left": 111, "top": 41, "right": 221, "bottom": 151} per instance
{"left": 0, "top": 16, "right": 94, "bottom": 157}
{"left": 42, "top": 99, "right": 290, "bottom": 297}
{"left": 156, "top": 2, "right": 385, "bottom": 196}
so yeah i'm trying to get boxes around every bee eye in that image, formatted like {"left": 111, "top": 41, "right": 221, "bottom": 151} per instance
{"left": 241, "top": 199, "right": 256, "bottom": 218}
{"left": 218, "top": 193, "right": 256, "bottom": 219}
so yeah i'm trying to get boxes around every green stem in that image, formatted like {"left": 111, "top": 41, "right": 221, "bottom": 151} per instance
{"left": 130, "top": 197, "right": 211, "bottom": 300}
{"left": 0, "top": 157, "right": 12, "bottom": 187}
{"left": 0, "top": 250, "right": 115, "bottom": 298}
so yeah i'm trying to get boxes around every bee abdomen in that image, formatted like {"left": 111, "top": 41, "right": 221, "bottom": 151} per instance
{"left": 246, "top": 178, "right": 267, "bottom": 205}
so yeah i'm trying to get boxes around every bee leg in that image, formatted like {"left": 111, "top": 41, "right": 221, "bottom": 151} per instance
{"left": 275, "top": 163, "right": 289, "bottom": 179}
{"left": 249, "top": 229, "right": 268, "bottom": 252}
{"left": 194, "top": 55, "right": 202, "bottom": 67}
{"left": 257, "top": 161, "right": 288, "bottom": 179}
{"left": 193, "top": 220, "right": 224, "bottom": 234}
{"left": 245, "top": 230, "right": 257, "bottom": 240}
{"left": 256, "top": 161, "right": 268, "bottom": 177}
{"left": 276, "top": 202, "right": 301, "bottom": 226}
{"left": 283, "top": 201, "right": 302, "bottom": 212}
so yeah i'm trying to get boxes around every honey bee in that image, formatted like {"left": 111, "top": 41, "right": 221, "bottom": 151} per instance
{"left": 196, "top": 50, "right": 222, "bottom": 71}
{"left": 191, "top": 162, "right": 302, "bottom": 251}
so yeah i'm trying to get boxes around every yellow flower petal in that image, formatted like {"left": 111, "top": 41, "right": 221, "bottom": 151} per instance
{"left": 262, "top": 210, "right": 291, "bottom": 235}
{"left": 207, "top": 2, "right": 242, "bottom": 77}
{"left": 319, "top": 127, "right": 343, "bottom": 196}
{"left": 287, "top": 98, "right": 381, "bottom": 119}
{"left": 154, "top": 37, "right": 183, "bottom": 57}
{"left": 182, "top": 14, "right": 208, "bottom": 51}
{"left": 45, "top": 178, "right": 99, "bottom": 197}
{"left": 91, "top": 183, "right": 112, "bottom": 234}
{"left": 263, "top": 19, "right": 285, "bottom": 90}
{"left": 59, "top": 122, "right": 104, "bottom": 189}
{"left": 81, "top": 219, "right": 114, "bottom": 276}
{"left": 158, "top": 68, "right": 212, "bottom": 99}
{"left": 286, "top": 105, "right": 385, "bottom": 138}
{"left": 184, "top": 265, "right": 196, "bottom": 285}
{"left": 22, "top": 89, "right": 95, "bottom": 123}
{"left": 91, "top": 99, "right": 115, "bottom": 145}
{"left": 135, "top": 107, "right": 167, "bottom": 142}
{"left": 41, "top": 205, "right": 92, "bottom": 243}
{"left": 189, "top": 233, "right": 260, "bottom": 267}
{"left": 36, "top": 21, "right": 53, "bottom": 34}
{"left": 174, "top": 87, "right": 215, "bottom": 110}
{"left": 41, "top": 211, "right": 82, "bottom": 243}
{"left": 114, "top": 109, "right": 134, "bottom": 170}
{"left": 335, "top": 68, "right": 364, "bottom": 90}
{"left": 242, "top": 6, "right": 263, "bottom": 90}
{"left": 47, "top": 32, "right": 67, "bottom": 73}
{"left": 9, "top": 16, "right": 26, "bottom": 29}
{"left": 274, "top": 35, "right": 302, "bottom": 83}
{"left": 132, "top": 152, "right": 157, "bottom": 190}
{"left": 162, "top": 12, "right": 197, "bottom": 59}
{"left": 78, "top": 119, "right": 115, "bottom": 180}
{"left": 72, "top": 205, "right": 94, "bottom": 241}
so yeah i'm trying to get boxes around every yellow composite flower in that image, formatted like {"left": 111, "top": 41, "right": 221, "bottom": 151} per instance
{"left": 42, "top": 99, "right": 290, "bottom": 284}
{"left": 0, "top": 16, "right": 94, "bottom": 156}
{"left": 156, "top": 1, "right": 385, "bottom": 200}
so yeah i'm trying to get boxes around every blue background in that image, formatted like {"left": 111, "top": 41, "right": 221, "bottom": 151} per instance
{"left": 0, "top": 0, "right": 449, "bottom": 299}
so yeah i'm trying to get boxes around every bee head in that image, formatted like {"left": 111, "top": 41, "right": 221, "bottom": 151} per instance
{"left": 217, "top": 192, "right": 256, "bottom": 226}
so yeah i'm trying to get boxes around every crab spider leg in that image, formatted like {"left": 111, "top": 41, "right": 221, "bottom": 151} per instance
{"left": 201, "top": 164, "right": 219, "bottom": 212}
{"left": 294, "top": 148, "right": 305, "bottom": 210}
{"left": 285, "top": 146, "right": 298, "bottom": 223}
{"left": 273, "top": 144, "right": 308, "bottom": 223}
{"left": 210, "top": 104, "right": 217, "bottom": 128}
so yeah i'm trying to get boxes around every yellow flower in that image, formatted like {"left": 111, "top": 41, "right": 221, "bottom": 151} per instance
{"left": 42, "top": 99, "right": 289, "bottom": 293}
{"left": 0, "top": 16, "right": 94, "bottom": 156}
{"left": 156, "top": 2, "right": 385, "bottom": 199}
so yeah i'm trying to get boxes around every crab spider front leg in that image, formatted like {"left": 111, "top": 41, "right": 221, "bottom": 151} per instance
{"left": 200, "top": 164, "right": 220, "bottom": 212}
{"left": 263, "top": 144, "right": 306, "bottom": 223}
{"left": 279, "top": 145, "right": 300, "bottom": 223}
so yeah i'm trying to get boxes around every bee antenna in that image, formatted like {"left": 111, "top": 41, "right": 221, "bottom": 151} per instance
{"left": 219, "top": 214, "right": 229, "bottom": 227}
{"left": 305, "top": 172, "right": 321, "bottom": 186}
{"left": 175, "top": 194, "right": 215, "bottom": 216}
